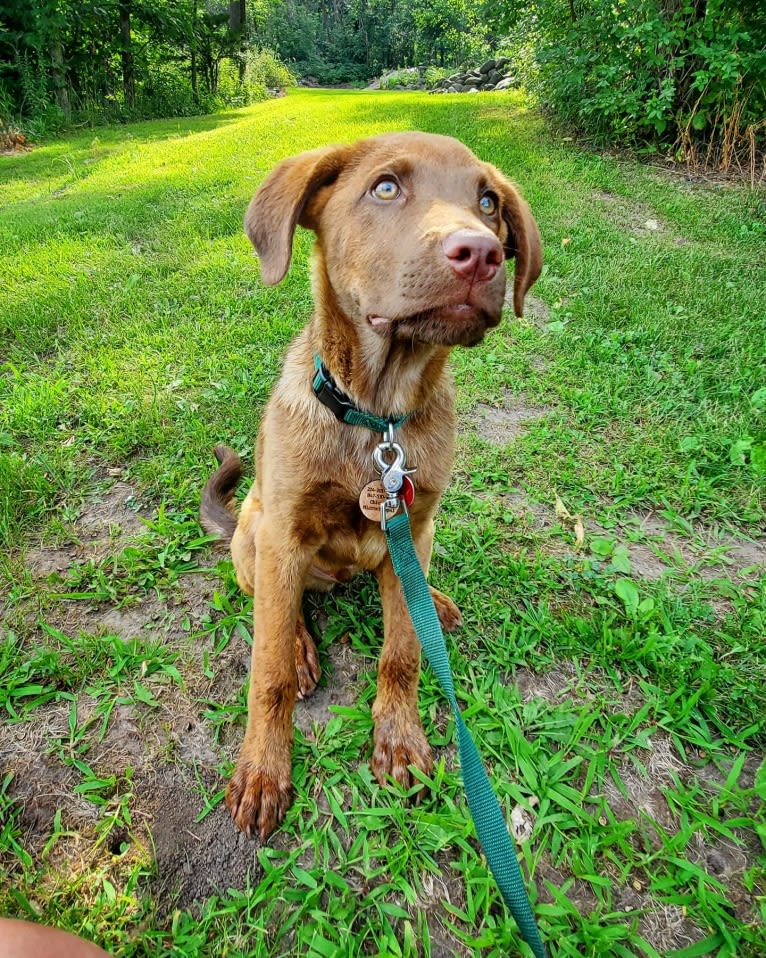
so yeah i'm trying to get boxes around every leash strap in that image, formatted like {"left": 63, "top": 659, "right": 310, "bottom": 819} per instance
{"left": 384, "top": 511, "right": 548, "bottom": 958}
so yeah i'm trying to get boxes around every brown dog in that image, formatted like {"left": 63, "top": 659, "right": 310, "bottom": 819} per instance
{"left": 200, "top": 131, "right": 541, "bottom": 840}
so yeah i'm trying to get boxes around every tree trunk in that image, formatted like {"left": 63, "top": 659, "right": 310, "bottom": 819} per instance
{"left": 229, "top": 0, "right": 247, "bottom": 83}
{"left": 49, "top": 39, "right": 71, "bottom": 118}
{"left": 190, "top": 0, "right": 198, "bottom": 99}
{"left": 229, "top": 0, "right": 246, "bottom": 34}
{"left": 119, "top": 0, "right": 135, "bottom": 108}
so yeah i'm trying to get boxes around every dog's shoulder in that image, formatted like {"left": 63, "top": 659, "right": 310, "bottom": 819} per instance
{"left": 270, "top": 330, "right": 318, "bottom": 421}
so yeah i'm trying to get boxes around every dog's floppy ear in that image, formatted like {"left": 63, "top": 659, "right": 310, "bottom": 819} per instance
{"left": 245, "top": 145, "right": 351, "bottom": 286}
{"left": 492, "top": 173, "right": 542, "bottom": 317}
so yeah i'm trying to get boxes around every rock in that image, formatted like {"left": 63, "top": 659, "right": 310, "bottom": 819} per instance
{"left": 426, "top": 58, "right": 518, "bottom": 95}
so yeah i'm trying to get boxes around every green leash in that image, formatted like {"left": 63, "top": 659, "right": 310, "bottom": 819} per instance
{"left": 309, "top": 354, "right": 547, "bottom": 955}
{"left": 384, "top": 511, "right": 548, "bottom": 958}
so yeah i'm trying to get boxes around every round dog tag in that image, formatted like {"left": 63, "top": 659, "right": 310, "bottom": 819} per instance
{"left": 359, "top": 480, "right": 399, "bottom": 522}
{"left": 401, "top": 475, "right": 415, "bottom": 506}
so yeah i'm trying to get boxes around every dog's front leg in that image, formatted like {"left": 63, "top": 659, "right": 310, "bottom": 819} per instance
{"left": 226, "top": 521, "right": 308, "bottom": 840}
{"left": 371, "top": 519, "right": 437, "bottom": 793}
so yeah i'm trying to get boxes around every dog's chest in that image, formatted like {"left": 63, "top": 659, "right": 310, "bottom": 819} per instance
{"left": 314, "top": 522, "right": 389, "bottom": 574}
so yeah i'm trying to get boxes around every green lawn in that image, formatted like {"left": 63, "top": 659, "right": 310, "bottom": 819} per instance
{"left": 1, "top": 88, "right": 765, "bottom": 957}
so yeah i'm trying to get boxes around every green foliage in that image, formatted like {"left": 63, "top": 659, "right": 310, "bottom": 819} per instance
{"left": 501, "top": 0, "right": 765, "bottom": 166}
{"left": 0, "top": 0, "right": 294, "bottom": 133}
{"left": 257, "top": 0, "right": 494, "bottom": 84}
{"left": 379, "top": 67, "right": 423, "bottom": 90}
{"left": 248, "top": 46, "right": 297, "bottom": 89}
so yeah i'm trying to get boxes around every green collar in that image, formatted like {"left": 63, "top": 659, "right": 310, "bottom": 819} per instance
{"left": 311, "top": 354, "right": 411, "bottom": 433}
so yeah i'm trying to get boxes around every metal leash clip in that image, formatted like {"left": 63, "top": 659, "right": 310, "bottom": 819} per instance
{"left": 373, "top": 423, "right": 416, "bottom": 530}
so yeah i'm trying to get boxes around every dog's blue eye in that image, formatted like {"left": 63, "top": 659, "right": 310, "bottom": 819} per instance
{"left": 372, "top": 179, "right": 400, "bottom": 201}
{"left": 480, "top": 193, "right": 498, "bottom": 215}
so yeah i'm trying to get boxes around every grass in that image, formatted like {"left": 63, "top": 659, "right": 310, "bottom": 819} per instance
{"left": 1, "top": 88, "right": 765, "bottom": 956}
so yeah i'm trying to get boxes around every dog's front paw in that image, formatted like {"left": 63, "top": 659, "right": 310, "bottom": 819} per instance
{"left": 226, "top": 757, "right": 293, "bottom": 840}
{"left": 429, "top": 587, "right": 463, "bottom": 632}
{"left": 371, "top": 714, "right": 433, "bottom": 795}
{"left": 295, "top": 621, "right": 321, "bottom": 699}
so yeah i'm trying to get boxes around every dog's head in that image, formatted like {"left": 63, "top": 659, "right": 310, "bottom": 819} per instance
{"left": 245, "top": 132, "right": 542, "bottom": 347}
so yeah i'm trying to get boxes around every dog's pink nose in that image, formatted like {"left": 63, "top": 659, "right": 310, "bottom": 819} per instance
{"left": 443, "top": 229, "right": 503, "bottom": 283}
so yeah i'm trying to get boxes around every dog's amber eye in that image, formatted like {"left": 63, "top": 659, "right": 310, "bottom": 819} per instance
{"left": 479, "top": 192, "right": 498, "bottom": 215}
{"left": 372, "top": 179, "right": 400, "bottom": 201}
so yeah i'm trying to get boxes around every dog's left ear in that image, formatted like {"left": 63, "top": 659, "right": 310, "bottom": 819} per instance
{"left": 492, "top": 173, "right": 542, "bottom": 317}
{"left": 245, "top": 145, "right": 351, "bottom": 286}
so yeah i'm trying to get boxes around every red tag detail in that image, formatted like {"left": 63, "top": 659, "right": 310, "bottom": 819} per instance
{"left": 401, "top": 475, "right": 415, "bottom": 506}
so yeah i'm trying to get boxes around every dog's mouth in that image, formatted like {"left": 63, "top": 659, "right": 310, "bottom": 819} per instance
{"left": 368, "top": 303, "right": 501, "bottom": 347}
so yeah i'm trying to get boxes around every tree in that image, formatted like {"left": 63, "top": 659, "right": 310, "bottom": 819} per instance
{"left": 119, "top": 0, "right": 135, "bottom": 107}
{"left": 0, "top": 0, "right": 288, "bottom": 123}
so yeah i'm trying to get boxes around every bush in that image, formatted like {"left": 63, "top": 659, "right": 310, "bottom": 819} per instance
{"left": 216, "top": 61, "right": 266, "bottom": 109}
{"left": 136, "top": 68, "right": 219, "bottom": 118}
{"left": 503, "top": 0, "right": 766, "bottom": 171}
{"left": 248, "top": 48, "right": 297, "bottom": 90}
{"left": 292, "top": 60, "right": 369, "bottom": 86}
{"left": 424, "top": 66, "right": 452, "bottom": 88}
{"left": 0, "top": 46, "right": 295, "bottom": 138}
{"left": 379, "top": 68, "right": 423, "bottom": 91}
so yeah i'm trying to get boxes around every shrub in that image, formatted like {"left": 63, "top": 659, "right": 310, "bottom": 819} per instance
{"left": 379, "top": 67, "right": 423, "bottom": 90}
{"left": 424, "top": 66, "right": 452, "bottom": 88}
{"left": 292, "top": 60, "right": 369, "bottom": 86}
{"left": 248, "top": 48, "right": 297, "bottom": 90}
{"left": 503, "top": 0, "right": 765, "bottom": 172}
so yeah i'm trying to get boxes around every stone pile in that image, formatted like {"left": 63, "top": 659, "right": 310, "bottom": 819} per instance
{"left": 430, "top": 57, "right": 516, "bottom": 94}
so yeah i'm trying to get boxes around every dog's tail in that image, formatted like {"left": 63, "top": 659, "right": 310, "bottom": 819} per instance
{"left": 200, "top": 444, "right": 243, "bottom": 546}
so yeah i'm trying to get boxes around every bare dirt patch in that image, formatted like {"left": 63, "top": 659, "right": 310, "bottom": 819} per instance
{"left": 294, "top": 640, "right": 361, "bottom": 738}
{"left": 503, "top": 285, "right": 552, "bottom": 329}
{"left": 77, "top": 480, "right": 146, "bottom": 537}
{"left": 631, "top": 510, "right": 766, "bottom": 581}
{"left": 510, "top": 664, "right": 762, "bottom": 949}
{"left": 517, "top": 295, "right": 552, "bottom": 329}
{"left": 493, "top": 489, "right": 765, "bottom": 582}
{"left": 4, "top": 712, "right": 100, "bottom": 838}
{"left": 467, "top": 390, "right": 552, "bottom": 446}
{"left": 25, "top": 480, "right": 149, "bottom": 579}
{"left": 591, "top": 188, "right": 690, "bottom": 243}
{"left": 146, "top": 768, "right": 261, "bottom": 910}
{"left": 712, "top": 536, "right": 766, "bottom": 574}
{"left": 18, "top": 474, "right": 220, "bottom": 650}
